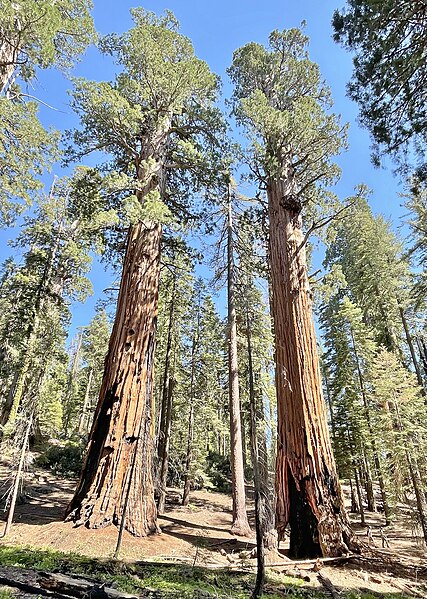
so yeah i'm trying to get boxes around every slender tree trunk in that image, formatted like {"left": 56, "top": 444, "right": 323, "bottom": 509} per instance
{"left": 2, "top": 411, "right": 33, "bottom": 537}
{"left": 63, "top": 332, "right": 83, "bottom": 436}
{"left": 246, "top": 301, "right": 276, "bottom": 598}
{"left": 349, "top": 326, "right": 391, "bottom": 523}
{"left": 268, "top": 177, "right": 354, "bottom": 558}
{"left": 407, "top": 454, "right": 427, "bottom": 544}
{"left": 354, "top": 468, "right": 366, "bottom": 526}
{"left": 157, "top": 283, "right": 176, "bottom": 514}
{"left": 362, "top": 450, "right": 376, "bottom": 512}
{"left": 182, "top": 403, "right": 194, "bottom": 507}
{"left": 248, "top": 319, "right": 265, "bottom": 599}
{"left": 0, "top": 369, "right": 20, "bottom": 428}
{"left": 227, "top": 189, "right": 251, "bottom": 537}
{"left": 182, "top": 295, "right": 202, "bottom": 507}
{"left": 78, "top": 368, "right": 93, "bottom": 435}
{"left": 416, "top": 336, "right": 427, "bottom": 381}
{"left": 398, "top": 305, "right": 426, "bottom": 397}
{"left": 349, "top": 478, "right": 359, "bottom": 513}
{"left": 157, "top": 377, "right": 174, "bottom": 514}
{"left": 66, "top": 221, "right": 162, "bottom": 536}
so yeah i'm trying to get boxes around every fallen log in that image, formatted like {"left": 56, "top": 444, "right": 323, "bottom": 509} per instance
{"left": 381, "top": 574, "right": 427, "bottom": 599}
{"left": 0, "top": 573, "right": 70, "bottom": 599}
{"left": 265, "top": 555, "right": 354, "bottom": 569}
{"left": 38, "top": 572, "right": 138, "bottom": 599}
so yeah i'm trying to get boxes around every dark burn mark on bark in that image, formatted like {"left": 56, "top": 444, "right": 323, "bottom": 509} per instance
{"left": 281, "top": 194, "right": 302, "bottom": 216}
{"left": 66, "top": 385, "right": 118, "bottom": 516}
{"left": 125, "top": 435, "right": 138, "bottom": 444}
{"left": 101, "top": 446, "right": 114, "bottom": 458}
{"left": 288, "top": 468, "right": 322, "bottom": 558}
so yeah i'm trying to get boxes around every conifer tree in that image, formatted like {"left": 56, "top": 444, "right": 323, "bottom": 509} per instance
{"left": 170, "top": 280, "right": 227, "bottom": 503}
{"left": 320, "top": 288, "right": 392, "bottom": 523}
{"left": 229, "top": 28, "right": 354, "bottom": 557}
{"left": 325, "top": 195, "right": 425, "bottom": 390}
{"left": 0, "top": 175, "right": 100, "bottom": 435}
{"left": 0, "top": 0, "right": 95, "bottom": 225}
{"left": 367, "top": 349, "right": 427, "bottom": 542}
{"left": 77, "top": 310, "right": 111, "bottom": 436}
{"left": 155, "top": 243, "right": 194, "bottom": 514}
{"left": 66, "top": 9, "right": 222, "bottom": 536}
{"left": 333, "top": 0, "right": 427, "bottom": 166}
{"left": 225, "top": 182, "right": 251, "bottom": 536}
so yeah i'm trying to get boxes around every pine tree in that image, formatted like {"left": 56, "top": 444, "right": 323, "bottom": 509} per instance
{"left": 367, "top": 349, "right": 427, "bottom": 542}
{"left": 320, "top": 288, "right": 392, "bottom": 524}
{"left": 155, "top": 243, "right": 194, "bottom": 514}
{"left": 0, "top": 176, "right": 98, "bottom": 435}
{"left": 76, "top": 310, "right": 111, "bottom": 436}
{"left": 0, "top": 1, "right": 95, "bottom": 225}
{"left": 170, "top": 280, "right": 228, "bottom": 504}
{"left": 332, "top": 0, "right": 427, "bottom": 166}
{"left": 225, "top": 182, "right": 251, "bottom": 536}
{"left": 325, "top": 194, "right": 425, "bottom": 390}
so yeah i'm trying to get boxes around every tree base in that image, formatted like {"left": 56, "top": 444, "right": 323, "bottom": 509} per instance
{"left": 66, "top": 501, "right": 160, "bottom": 538}
{"left": 230, "top": 518, "right": 252, "bottom": 538}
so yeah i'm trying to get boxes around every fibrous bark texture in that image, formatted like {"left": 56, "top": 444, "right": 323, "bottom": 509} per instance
{"left": 66, "top": 221, "right": 161, "bottom": 536}
{"left": 268, "top": 177, "right": 355, "bottom": 558}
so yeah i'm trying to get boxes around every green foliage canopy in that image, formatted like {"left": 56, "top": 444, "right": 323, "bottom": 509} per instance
{"left": 333, "top": 0, "right": 427, "bottom": 167}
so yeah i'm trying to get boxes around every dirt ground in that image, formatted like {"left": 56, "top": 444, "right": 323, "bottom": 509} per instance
{"left": 0, "top": 457, "right": 426, "bottom": 597}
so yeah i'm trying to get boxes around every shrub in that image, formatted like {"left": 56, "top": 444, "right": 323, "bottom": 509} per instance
{"left": 36, "top": 442, "right": 84, "bottom": 476}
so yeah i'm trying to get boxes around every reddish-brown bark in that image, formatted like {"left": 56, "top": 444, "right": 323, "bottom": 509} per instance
{"left": 66, "top": 221, "right": 161, "bottom": 536}
{"left": 268, "top": 176, "right": 355, "bottom": 558}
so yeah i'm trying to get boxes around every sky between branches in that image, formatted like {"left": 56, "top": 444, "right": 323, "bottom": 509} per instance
{"left": 0, "top": 0, "right": 405, "bottom": 336}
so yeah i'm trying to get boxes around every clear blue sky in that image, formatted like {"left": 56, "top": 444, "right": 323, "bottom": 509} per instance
{"left": 1, "top": 0, "right": 406, "bottom": 335}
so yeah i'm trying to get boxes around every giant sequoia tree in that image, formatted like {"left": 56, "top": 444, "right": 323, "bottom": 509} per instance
{"left": 66, "top": 9, "right": 220, "bottom": 536}
{"left": 229, "top": 29, "right": 355, "bottom": 557}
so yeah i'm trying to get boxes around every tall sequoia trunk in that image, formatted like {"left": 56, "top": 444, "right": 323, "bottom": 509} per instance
{"left": 268, "top": 177, "right": 355, "bottom": 558}
{"left": 66, "top": 221, "right": 161, "bottom": 536}
{"left": 227, "top": 191, "right": 251, "bottom": 537}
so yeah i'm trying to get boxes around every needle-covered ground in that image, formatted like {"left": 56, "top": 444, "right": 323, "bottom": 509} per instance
{"left": 0, "top": 457, "right": 425, "bottom": 598}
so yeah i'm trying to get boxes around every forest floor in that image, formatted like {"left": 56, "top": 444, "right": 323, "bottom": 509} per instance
{"left": 0, "top": 457, "right": 426, "bottom": 598}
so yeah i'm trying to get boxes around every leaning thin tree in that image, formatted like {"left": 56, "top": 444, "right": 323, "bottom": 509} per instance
{"left": 229, "top": 28, "right": 357, "bottom": 557}
{"left": 66, "top": 8, "right": 219, "bottom": 536}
